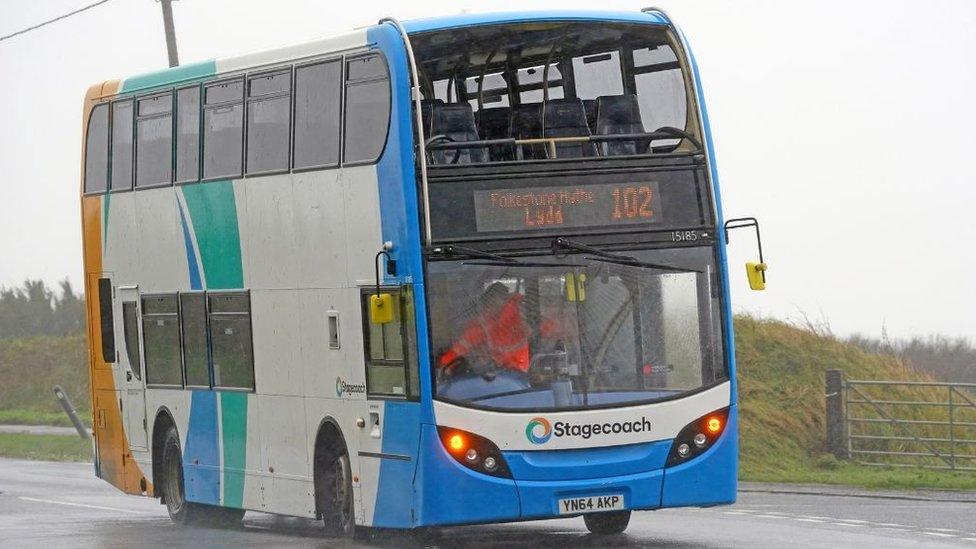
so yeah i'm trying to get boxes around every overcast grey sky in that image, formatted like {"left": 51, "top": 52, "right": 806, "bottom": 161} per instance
{"left": 0, "top": 0, "right": 973, "bottom": 341}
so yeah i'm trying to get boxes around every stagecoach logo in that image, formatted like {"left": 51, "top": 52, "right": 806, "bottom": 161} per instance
{"left": 525, "top": 417, "right": 553, "bottom": 444}
{"left": 526, "top": 416, "right": 653, "bottom": 444}
{"left": 335, "top": 377, "right": 366, "bottom": 397}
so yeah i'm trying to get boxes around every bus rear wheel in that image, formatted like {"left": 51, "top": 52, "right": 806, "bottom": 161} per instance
{"left": 583, "top": 510, "right": 631, "bottom": 535}
{"left": 161, "top": 426, "right": 244, "bottom": 527}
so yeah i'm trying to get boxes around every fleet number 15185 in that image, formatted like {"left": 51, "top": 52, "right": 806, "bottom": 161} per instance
{"left": 670, "top": 230, "right": 699, "bottom": 242}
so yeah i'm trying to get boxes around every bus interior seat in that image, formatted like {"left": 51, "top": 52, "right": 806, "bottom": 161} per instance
{"left": 542, "top": 98, "right": 598, "bottom": 158}
{"left": 429, "top": 103, "right": 489, "bottom": 165}
{"left": 420, "top": 99, "right": 443, "bottom": 138}
{"left": 595, "top": 95, "right": 649, "bottom": 156}
{"left": 478, "top": 107, "right": 516, "bottom": 161}
{"left": 514, "top": 103, "right": 547, "bottom": 160}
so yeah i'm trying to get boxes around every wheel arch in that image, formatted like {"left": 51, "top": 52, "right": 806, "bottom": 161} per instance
{"left": 312, "top": 416, "right": 350, "bottom": 517}
{"left": 151, "top": 406, "right": 178, "bottom": 500}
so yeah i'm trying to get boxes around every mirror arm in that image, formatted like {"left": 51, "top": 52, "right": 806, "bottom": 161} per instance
{"left": 374, "top": 250, "right": 396, "bottom": 296}
{"left": 723, "top": 217, "right": 766, "bottom": 282}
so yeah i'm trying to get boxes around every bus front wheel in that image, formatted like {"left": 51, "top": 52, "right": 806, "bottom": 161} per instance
{"left": 583, "top": 510, "right": 631, "bottom": 535}
{"left": 317, "top": 449, "right": 357, "bottom": 538}
{"left": 161, "top": 426, "right": 244, "bottom": 527}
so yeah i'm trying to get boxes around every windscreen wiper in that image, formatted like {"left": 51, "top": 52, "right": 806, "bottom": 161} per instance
{"left": 429, "top": 244, "right": 518, "bottom": 264}
{"left": 464, "top": 260, "right": 585, "bottom": 268}
{"left": 552, "top": 237, "right": 703, "bottom": 274}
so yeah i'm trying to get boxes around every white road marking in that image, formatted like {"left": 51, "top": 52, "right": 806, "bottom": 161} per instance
{"left": 832, "top": 523, "right": 864, "bottom": 527}
{"left": 754, "top": 514, "right": 789, "bottom": 519}
{"left": 18, "top": 496, "right": 149, "bottom": 515}
{"left": 795, "top": 518, "right": 826, "bottom": 523}
{"left": 877, "top": 523, "right": 912, "bottom": 528}
{"left": 923, "top": 532, "right": 956, "bottom": 538}
{"left": 837, "top": 519, "right": 869, "bottom": 524}
{"left": 930, "top": 528, "right": 961, "bottom": 533}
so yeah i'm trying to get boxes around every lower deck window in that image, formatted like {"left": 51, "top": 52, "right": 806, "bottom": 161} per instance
{"left": 143, "top": 294, "right": 183, "bottom": 386}
{"left": 208, "top": 292, "right": 254, "bottom": 390}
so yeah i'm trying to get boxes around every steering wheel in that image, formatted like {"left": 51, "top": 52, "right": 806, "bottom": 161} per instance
{"left": 651, "top": 126, "right": 703, "bottom": 151}
{"left": 438, "top": 354, "right": 503, "bottom": 383}
{"left": 424, "top": 134, "right": 463, "bottom": 165}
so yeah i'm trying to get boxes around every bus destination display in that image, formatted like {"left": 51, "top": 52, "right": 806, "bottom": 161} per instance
{"left": 472, "top": 182, "right": 662, "bottom": 233}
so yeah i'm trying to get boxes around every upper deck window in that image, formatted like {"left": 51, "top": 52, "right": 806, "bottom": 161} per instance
{"left": 343, "top": 54, "right": 391, "bottom": 164}
{"left": 136, "top": 93, "right": 173, "bottom": 188}
{"left": 293, "top": 59, "right": 342, "bottom": 169}
{"left": 111, "top": 100, "right": 134, "bottom": 190}
{"left": 413, "top": 21, "right": 698, "bottom": 164}
{"left": 246, "top": 70, "right": 291, "bottom": 175}
{"left": 84, "top": 104, "right": 109, "bottom": 194}
{"left": 203, "top": 79, "right": 244, "bottom": 180}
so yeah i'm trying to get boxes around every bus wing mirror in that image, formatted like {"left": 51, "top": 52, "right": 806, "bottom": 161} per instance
{"left": 724, "top": 217, "right": 767, "bottom": 291}
{"left": 370, "top": 293, "right": 394, "bottom": 324}
{"left": 746, "top": 262, "right": 767, "bottom": 291}
{"left": 565, "top": 272, "right": 587, "bottom": 302}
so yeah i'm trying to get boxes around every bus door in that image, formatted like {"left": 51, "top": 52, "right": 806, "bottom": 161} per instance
{"left": 116, "top": 285, "right": 148, "bottom": 451}
{"left": 354, "top": 286, "right": 420, "bottom": 526}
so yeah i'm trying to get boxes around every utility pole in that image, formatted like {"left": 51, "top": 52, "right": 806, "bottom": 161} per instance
{"left": 158, "top": 0, "right": 179, "bottom": 67}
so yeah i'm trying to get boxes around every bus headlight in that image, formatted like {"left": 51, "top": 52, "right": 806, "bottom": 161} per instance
{"left": 438, "top": 426, "right": 512, "bottom": 478}
{"left": 666, "top": 408, "right": 729, "bottom": 466}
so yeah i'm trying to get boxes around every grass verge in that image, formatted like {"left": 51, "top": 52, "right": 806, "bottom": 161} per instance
{"left": 742, "top": 461, "right": 976, "bottom": 492}
{"left": 0, "top": 408, "right": 90, "bottom": 428}
{"left": 0, "top": 432, "right": 92, "bottom": 462}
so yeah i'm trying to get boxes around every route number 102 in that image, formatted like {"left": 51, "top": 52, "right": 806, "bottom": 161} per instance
{"left": 611, "top": 185, "right": 654, "bottom": 220}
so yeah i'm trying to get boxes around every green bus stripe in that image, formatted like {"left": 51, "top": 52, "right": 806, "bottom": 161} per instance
{"left": 120, "top": 60, "right": 217, "bottom": 94}
{"left": 220, "top": 392, "right": 248, "bottom": 508}
{"left": 181, "top": 181, "right": 244, "bottom": 289}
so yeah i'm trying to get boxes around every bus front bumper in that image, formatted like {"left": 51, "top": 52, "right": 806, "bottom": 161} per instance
{"left": 412, "top": 406, "right": 738, "bottom": 527}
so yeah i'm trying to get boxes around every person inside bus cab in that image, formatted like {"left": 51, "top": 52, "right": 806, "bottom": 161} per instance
{"left": 437, "top": 282, "right": 569, "bottom": 378}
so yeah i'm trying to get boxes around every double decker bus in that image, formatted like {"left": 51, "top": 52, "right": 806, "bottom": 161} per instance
{"left": 80, "top": 9, "right": 764, "bottom": 536}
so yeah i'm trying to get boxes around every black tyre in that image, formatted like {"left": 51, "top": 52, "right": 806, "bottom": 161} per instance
{"left": 583, "top": 510, "right": 631, "bottom": 535}
{"left": 161, "top": 426, "right": 244, "bottom": 527}
{"left": 317, "top": 449, "right": 357, "bottom": 538}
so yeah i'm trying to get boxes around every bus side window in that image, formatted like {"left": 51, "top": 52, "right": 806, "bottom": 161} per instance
{"left": 84, "top": 104, "right": 109, "bottom": 194}
{"left": 142, "top": 294, "right": 183, "bottom": 387}
{"left": 97, "top": 278, "right": 115, "bottom": 363}
{"left": 343, "top": 54, "right": 390, "bottom": 164}
{"left": 111, "top": 100, "right": 134, "bottom": 191}
{"left": 293, "top": 59, "right": 342, "bottom": 170}
{"left": 245, "top": 70, "right": 291, "bottom": 175}
{"left": 135, "top": 92, "right": 174, "bottom": 188}
{"left": 180, "top": 292, "right": 210, "bottom": 387}
{"left": 202, "top": 79, "right": 245, "bottom": 180}
{"left": 122, "top": 301, "right": 141, "bottom": 380}
{"left": 208, "top": 292, "right": 255, "bottom": 391}
{"left": 175, "top": 85, "right": 201, "bottom": 183}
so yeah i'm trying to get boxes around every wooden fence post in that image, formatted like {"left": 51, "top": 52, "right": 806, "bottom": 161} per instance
{"left": 826, "top": 369, "right": 848, "bottom": 459}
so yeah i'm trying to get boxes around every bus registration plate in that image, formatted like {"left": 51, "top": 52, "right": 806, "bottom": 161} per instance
{"left": 557, "top": 494, "right": 625, "bottom": 515}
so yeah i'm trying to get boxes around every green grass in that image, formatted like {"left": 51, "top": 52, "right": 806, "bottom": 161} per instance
{"left": 734, "top": 314, "right": 976, "bottom": 492}
{"left": 0, "top": 408, "right": 90, "bottom": 428}
{"left": 0, "top": 432, "right": 92, "bottom": 462}
{"left": 743, "top": 461, "right": 976, "bottom": 492}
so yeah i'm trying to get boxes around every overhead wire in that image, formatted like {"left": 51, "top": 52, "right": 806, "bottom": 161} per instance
{"left": 0, "top": 0, "right": 113, "bottom": 43}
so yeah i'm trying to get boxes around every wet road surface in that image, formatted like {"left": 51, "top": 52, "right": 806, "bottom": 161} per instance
{"left": 2, "top": 458, "right": 975, "bottom": 548}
